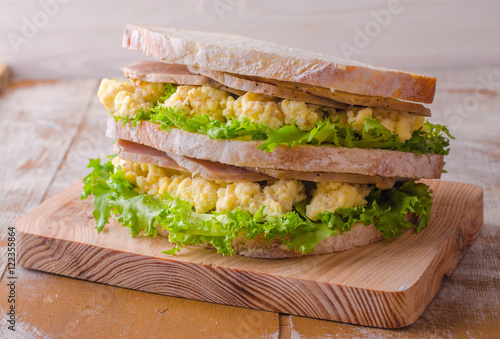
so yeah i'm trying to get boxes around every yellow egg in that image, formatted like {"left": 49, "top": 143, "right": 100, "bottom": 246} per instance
{"left": 306, "top": 181, "right": 372, "bottom": 221}
{"left": 103, "top": 79, "right": 425, "bottom": 140}
{"left": 224, "top": 92, "right": 285, "bottom": 129}
{"left": 165, "top": 85, "right": 231, "bottom": 121}
{"left": 97, "top": 79, "right": 165, "bottom": 119}
{"left": 115, "top": 157, "right": 378, "bottom": 220}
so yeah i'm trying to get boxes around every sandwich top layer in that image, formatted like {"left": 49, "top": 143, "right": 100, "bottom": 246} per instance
{"left": 123, "top": 61, "right": 431, "bottom": 116}
{"left": 123, "top": 24, "right": 436, "bottom": 103}
{"left": 98, "top": 77, "right": 451, "bottom": 161}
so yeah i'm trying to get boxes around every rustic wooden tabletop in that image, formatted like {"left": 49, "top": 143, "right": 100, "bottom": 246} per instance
{"left": 0, "top": 66, "right": 499, "bottom": 338}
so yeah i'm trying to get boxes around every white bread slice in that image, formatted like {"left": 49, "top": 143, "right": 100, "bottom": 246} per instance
{"left": 156, "top": 223, "right": 384, "bottom": 259}
{"left": 106, "top": 116, "right": 443, "bottom": 179}
{"left": 123, "top": 24, "right": 436, "bottom": 104}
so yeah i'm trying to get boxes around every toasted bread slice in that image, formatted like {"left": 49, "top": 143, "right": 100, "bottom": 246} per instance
{"left": 123, "top": 24, "right": 436, "bottom": 103}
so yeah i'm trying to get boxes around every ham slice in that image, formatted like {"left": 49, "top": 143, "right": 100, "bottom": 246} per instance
{"left": 248, "top": 75, "right": 431, "bottom": 116}
{"left": 113, "top": 139, "right": 186, "bottom": 172}
{"left": 114, "top": 139, "right": 271, "bottom": 182}
{"left": 123, "top": 60, "right": 429, "bottom": 116}
{"left": 188, "top": 65, "right": 347, "bottom": 109}
{"left": 114, "top": 139, "right": 398, "bottom": 188}
{"left": 122, "top": 60, "right": 210, "bottom": 85}
{"left": 163, "top": 150, "right": 272, "bottom": 182}
{"left": 123, "top": 61, "right": 348, "bottom": 109}
{"left": 122, "top": 60, "right": 247, "bottom": 96}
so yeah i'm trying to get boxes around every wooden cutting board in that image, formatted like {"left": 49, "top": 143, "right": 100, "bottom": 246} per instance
{"left": 15, "top": 179, "right": 483, "bottom": 328}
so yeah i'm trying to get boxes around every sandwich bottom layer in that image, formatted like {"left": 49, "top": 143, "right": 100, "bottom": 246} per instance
{"left": 174, "top": 224, "right": 384, "bottom": 258}
{"left": 81, "top": 157, "right": 434, "bottom": 258}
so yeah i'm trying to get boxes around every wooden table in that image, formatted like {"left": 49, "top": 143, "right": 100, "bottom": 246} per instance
{"left": 0, "top": 67, "right": 499, "bottom": 338}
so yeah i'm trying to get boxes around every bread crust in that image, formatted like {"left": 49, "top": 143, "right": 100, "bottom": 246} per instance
{"left": 156, "top": 223, "right": 384, "bottom": 259}
{"left": 106, "top": 116, "right": 443, "bottom": 179}
{"left": 123, "top": 24, "right": 436, "bottom": 103}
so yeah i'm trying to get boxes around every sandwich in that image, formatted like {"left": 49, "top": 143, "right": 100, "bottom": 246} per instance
{"left": 81, "top": 24, "right": 452, "bottom": 258}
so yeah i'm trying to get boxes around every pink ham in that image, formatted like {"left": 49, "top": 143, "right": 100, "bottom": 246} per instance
{"left": 122, "top": 60, "right": 210, "bottom": 85}
{"left": 114, "top": 139, "right": 398, "bottom": 188}
{"left": 114, "top": 139, "right": 271, "bottom": 182}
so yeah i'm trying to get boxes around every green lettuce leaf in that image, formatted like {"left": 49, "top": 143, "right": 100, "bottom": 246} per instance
{"left": 81, "top": 157, "right": 162, "bottom": 236}
{"left": 81, "top": 158, "right": 115, "bottom": 231}
{"left": 112, "top": 83, "right": 178, "bottom": 127}
{"left": 258, "top": 117, "right": 452, "bottom": 155}
{"left": 119, "top": 93, "right": 452, "bottom": 155}
{"left": 82, "top": 158, "right": 434, "bottom": 256}
{"left": 143, "top": 104, "right": 271, "bottom": 141}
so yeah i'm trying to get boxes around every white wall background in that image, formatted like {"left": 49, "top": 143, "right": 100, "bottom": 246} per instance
{"left": 1, "top": 0, "right": 499, "bottom": 79}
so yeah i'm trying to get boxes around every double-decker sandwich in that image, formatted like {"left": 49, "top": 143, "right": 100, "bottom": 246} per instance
{"left": 82, "top": 24, "right": 452, "bottom": 258}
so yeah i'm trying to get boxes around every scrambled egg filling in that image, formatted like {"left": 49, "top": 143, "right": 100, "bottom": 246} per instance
{"left": 165, "top": 85, "right": 231, "bottom": 121}
{"left": 216, "top": 179, "right": 306, "bottom": 217}
{"left": 306, "top": 182, "right": 371, "bottom": 221}
{"left": 98, "top": 79, "right": 425, "bottom": 142}
{"left": 113, "top": 157, "right": 372, "bottom": 219}
{"left": 98, "top": 79, "right": 165, "bottom": 118}
{"left": 344, "top": 107, "right": 425, "bottom": 142}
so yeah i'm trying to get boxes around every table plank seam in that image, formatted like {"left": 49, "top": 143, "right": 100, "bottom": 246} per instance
{"left": 39, "top": 80, "right": 100, "bottom": 204}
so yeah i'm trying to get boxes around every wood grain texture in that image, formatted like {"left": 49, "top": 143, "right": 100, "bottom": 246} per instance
{"left": 0, "top": 265, "right": 279, "bottom": 339}
{"left": 0, "top": 1, "right": 499, "bottom": 79}
{"left": 0, "top": 79, "right": 98, "bottom": 245}
{"left": 15, "top": 179, "right": 483, "bottom": 328}
{"left": 42, "top": 84, "right": 113, "bottom": 200}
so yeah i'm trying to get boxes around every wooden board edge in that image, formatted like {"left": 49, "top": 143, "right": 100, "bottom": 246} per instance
{"left": 14, "top": 180, "right": 485, "bottom": 328}
{"left": 16, "top": 230, "right": 416, "bottom": 328}
{"left": 393, "top": 183, "right": 484, "bottom": 327}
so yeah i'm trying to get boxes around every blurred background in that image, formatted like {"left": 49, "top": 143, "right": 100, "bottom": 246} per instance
{"left": 1, "top": 0, "right": 499, "bottom": 79}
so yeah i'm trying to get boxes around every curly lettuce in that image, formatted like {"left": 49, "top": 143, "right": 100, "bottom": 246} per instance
{"left": 116, "top": 98, "right": 452, "bottom": 156}
{"left": 81, "top": 158, "right": 434, "bottom": 256}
